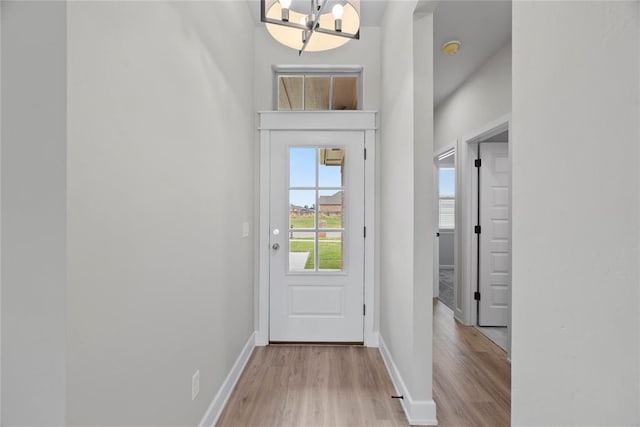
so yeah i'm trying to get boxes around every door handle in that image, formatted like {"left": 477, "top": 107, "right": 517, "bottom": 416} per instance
{"left": 272, "top": 243, "right": 280, "bottom": 250}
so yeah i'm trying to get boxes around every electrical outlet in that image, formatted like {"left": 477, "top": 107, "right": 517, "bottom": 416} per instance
{"left": 192, "top": 370, "right": 200, "bottom": 400}
{"left": 242, "top": 222, "right": 249, "bottom": 238}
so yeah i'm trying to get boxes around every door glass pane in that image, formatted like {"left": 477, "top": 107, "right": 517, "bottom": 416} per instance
{"left": 331, "top": 76, "right": 358, "bottom": 110}
{"left": 290, "top": 233, "right": 315, "bottom": 271}
{"left": 318, "top": 147, "right": 344, "bottom": 187}
{"left": 289, "top": 148, "right": 316, "bottom": 187}
{"left": 278, "top": 76, "right": 303, "bottom": 110}
{"left": 288, "top": 145, "right": 346, "bottom": 273}
{"left": 289, "top": 190, "right": 316, "bottom": 230}
{"left": 318, "top": 232, "right": 343, "bottom": 271}
{"left": 318, "top": 189, "right": 343, "bottom": 229}
{"left": 304, "top": 76, "right": 330, "bottom": 110}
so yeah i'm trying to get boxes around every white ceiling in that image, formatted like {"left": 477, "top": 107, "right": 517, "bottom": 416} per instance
{"left": 433, "top": 0, "right": 512, "bottom": 106}
{"left": 249, "top": 0, "right": 511, "bottom": 107}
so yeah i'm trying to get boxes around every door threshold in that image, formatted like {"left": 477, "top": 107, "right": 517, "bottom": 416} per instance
{"left": 269, "top": 341, "right": 364, "bottom": 346}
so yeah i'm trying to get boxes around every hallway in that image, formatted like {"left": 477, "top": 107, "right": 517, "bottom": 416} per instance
{"left": 216, "top": 345, "right": 407, "bottom": 426}
{"left": 217, "top": 300, "right": 511, "bottom": 426}
{"left": 433, "top": 299, "right": 511, "bottom": 426}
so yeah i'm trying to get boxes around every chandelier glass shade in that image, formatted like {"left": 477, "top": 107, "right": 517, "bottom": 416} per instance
{"left": 261, "top": 0, "right": 360, "bottom": 55}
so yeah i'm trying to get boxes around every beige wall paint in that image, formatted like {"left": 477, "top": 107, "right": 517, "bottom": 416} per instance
{"left": 67, "top": 2, "right": 255, "bottom": 425}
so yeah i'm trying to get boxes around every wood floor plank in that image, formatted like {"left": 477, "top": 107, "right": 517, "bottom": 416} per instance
{"left": 433, "top": 298, "right": 511, "bottom": 427}
{"left": 217, "top": 299, "right": 510, "bottom": 426}
{"left": 217, "top": 345, "right": 407, "bottom": 427}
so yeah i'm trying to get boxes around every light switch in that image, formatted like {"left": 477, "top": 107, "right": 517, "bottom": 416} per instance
{"left": 242, "top": 222, "right": 249, "bottom": 238}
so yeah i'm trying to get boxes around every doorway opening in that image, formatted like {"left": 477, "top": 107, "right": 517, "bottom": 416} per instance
{"left": 268, "top": 132, "right": 365, "bottom": 343}
{"left": 435, "top": 149, "right": 456, "bottom": 312}
{"left": 257, "top": 111, "right": 377, "bottom": 347}
{"left": 466, "top": 123, "right": 511, "bottom": 353}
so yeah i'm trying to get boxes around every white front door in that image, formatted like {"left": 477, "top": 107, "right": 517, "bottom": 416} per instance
{"left": 269, "top": 131, "right": 365, "bottom": 342}
{"left": 478, "top": 142, "right": 510, "bottom": 326}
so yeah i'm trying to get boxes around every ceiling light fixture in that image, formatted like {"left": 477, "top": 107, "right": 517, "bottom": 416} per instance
{"left": 261, "top": 0, "right": 360, "bottom": 55}
{"left": 441, "top": 40, "right": 461, "bottom": 55}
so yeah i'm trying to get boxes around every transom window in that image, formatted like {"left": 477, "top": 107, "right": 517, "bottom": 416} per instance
{"left": 274, "top": 66, "right": 362, "bottom": 111}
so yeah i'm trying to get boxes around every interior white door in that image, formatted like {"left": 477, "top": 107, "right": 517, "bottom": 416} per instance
{"left": 478, "top": 142, "right": 510, "bottom": 326}
{"left": 269, "top": 131, "right": 365, "bottom": 342}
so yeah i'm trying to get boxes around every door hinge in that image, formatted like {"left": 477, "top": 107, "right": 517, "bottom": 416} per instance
{"left": 364, "top": 148, "right": 367, "bottom": 160}
{"left": 364, "top": 226, "right": 367, "bottom": 238}
{"left": 475, "top": 159, "right": 482, "bottom": 168}
{"left": 363, "top": 304, "right": 366, "bottom": 316}
{"left": 474, "top": 225, "right": 481, "bottom": 234}
{"left": 474, "top": 291, "right": 481, "bottom": 301}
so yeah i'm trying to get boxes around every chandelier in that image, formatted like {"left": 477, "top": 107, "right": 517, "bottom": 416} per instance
{"left": 261, "top": 0, "right": 360, "bottom": 55}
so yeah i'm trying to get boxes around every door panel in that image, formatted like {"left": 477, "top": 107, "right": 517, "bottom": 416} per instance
{"left": 269, "top": 131, "right": 365, "bottom": 342}
{"left": 479, "top": 142, "right": 510, "bottom": 326}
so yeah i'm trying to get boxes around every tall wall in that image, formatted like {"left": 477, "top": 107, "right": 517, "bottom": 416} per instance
{"left": 379, "top": 1, "right": 436, "bottom": 423}
{"left": 434, "top": 41, "right": 511, "bottom": 152}
{"left": 1, "top": 2, "right": 67, "bottom": 424}
{"left": 511, "top": 1, "right": 640, "bottom": 425}
{"left": 67, "top": 2, "right": 255, "bottom": 425}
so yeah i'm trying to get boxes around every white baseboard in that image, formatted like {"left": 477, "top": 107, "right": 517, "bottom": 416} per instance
{"left": 199, "top": 332, "right": 256, "bottom": 427}
{"left": 365, "top": 330, "right": 380, "bottom": 347}
{"left": 255, "top": 329, "right": 268, "bottom": 346}
{"left": 378, "top": 334, "right": 438, "bottom": 426}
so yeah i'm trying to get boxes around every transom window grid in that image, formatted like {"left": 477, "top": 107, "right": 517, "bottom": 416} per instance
{"left": 275, "top": 72, "right": 362, "bottom": 111}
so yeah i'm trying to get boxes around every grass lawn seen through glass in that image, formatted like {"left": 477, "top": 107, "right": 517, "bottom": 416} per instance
{"left": 289, "top": 240, "right": 342, "bottom": 270}
{"left": 290, "top": 216, "right": 342, "bottom": 229}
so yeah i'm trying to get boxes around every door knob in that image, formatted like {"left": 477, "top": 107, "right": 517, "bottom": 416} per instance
{"left": 272, "top": 243, "right": 280, "bottom": 250}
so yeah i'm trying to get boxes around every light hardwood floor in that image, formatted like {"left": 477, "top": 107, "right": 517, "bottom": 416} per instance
{"left": 218, "top": 300, "right": 510, "bottom": 426}
{"left": 216, "top": 345, "right": 407, "bottom": 426}
{"left": 433, "top": 299, "right": 511, "bottom": 426}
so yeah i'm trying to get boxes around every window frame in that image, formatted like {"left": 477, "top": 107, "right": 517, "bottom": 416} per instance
{"left": 273, "top": 65, "right": 363, "bottom": 111}
{"left": 438, "top": 167, "right": 455, "bottom": 230}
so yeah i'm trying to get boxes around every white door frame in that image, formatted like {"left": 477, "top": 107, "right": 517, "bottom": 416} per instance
{"left": 433, "top": 144, "right": 456, "bottom": 305}
{"left": 458, "top": 114, "right": 512, "bottom": 356}
{"left": 256, "top": 111, "right": 378, "bottom": 347}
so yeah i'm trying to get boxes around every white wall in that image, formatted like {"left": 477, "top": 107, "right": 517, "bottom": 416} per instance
{"left": 67, "top": 2, "right": 255, "bottom": 425}
{"left": 379, "top": 1, "right": 436, "bottom": 423}
{"left": 512, "top": 2, "right": 640, "bottom": 425}
{"left": 380, "top": 0, "right": 418, "bottom": 392}
{"left": 1, "top": 2, "right": 67, "bottom": 424}
{"left": 434, "top": 41, "right": 511, "bottom": 152}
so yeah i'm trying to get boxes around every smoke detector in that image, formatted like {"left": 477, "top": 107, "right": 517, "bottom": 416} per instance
{"left": 441, "top": 40, "right": 461, "bottom": 55}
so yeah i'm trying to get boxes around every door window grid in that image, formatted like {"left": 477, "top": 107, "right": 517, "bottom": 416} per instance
{"left": 288, "top": 147, "right": 346, "bottom": 272}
